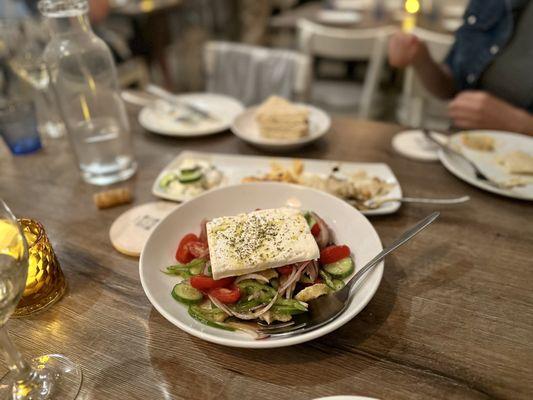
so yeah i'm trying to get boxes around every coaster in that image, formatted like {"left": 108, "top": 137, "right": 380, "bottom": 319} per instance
{"left": 109, "top": 201, "right": 178, "bottom": 257}
{"left": 391, "top": 129, "right": 447, "bottom": 162}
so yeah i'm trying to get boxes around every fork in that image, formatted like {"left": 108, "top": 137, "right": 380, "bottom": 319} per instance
{"left": 422, "top": 129, "right": 502, "bottom": 188}
{"left": 359, "top": 195, "right": 470, "bottom": 210}
{"left": 257, "top": 211, "right": 440, "bottom": 337}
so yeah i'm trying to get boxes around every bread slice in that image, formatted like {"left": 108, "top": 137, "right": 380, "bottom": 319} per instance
{"left": 255, "top": 96, "right": 309, "bottom": 139}
{"left": 497, "top": 151, "right": 533, "bottom": 175}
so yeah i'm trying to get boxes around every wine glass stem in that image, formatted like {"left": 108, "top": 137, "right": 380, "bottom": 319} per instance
{"left": 0, "top": 326, "right": 30, "bottom": 376}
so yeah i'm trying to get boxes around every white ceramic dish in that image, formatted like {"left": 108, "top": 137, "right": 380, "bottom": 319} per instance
{"left": 231, "top": 104, "right": 331, "bottom": 151}
{"left": 332, "top": 0, "right": 372, "bottom": 11}
{"left": 316, "top": 10, "right": 362, "bottom": 25}
{"left": 138, "top": 93, "right": 244, "bottom": 137}
{"left": 152, "top": 151, "right": 403, "bottom": 215}
{"left": 140, "top": 183, "right": 384, "bottom": 348}
{"left": 439, "top": 130, "right": 533, "bottom": 200}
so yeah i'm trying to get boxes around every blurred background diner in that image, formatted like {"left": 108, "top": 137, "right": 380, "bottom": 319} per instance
{"left": 1, "top": 0, "right": 532, "bottom": 147}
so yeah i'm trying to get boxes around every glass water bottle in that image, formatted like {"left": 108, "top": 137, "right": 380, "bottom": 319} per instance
{"left": 39, "top": 0, "right": 137, "bottom": 185}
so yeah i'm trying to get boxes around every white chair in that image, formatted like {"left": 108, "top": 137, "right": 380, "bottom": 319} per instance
{"left": 297, "top": 18, "right": 397, "bottom": 118}
{"left": 398, "top": 27, "right": 454, "bottom": 129}
{"left": 203, "top": 41, "right": 311, "bottom": 105}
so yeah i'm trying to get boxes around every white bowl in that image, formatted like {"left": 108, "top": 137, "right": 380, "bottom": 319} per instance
{"left": 231, "top": 104, "right": 331, "bottom": 152}
{"left": 139, "top": 182, "right": 383, "bottom": 348}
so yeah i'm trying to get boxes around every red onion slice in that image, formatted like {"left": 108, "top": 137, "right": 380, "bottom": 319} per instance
{"left": 278, "top": 261, "right": 310, "bottom": 296}
{"left": 225, "top": 321, "right": 269, "bottom": 340}
{"left": 199, "top": 218, "right": 209, "bottom": 243}
{"left": 311, "top": 211, "right": 330, "bottom": 248}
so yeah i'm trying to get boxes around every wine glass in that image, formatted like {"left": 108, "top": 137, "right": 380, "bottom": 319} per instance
{"left": 0, "top": 200, "right": 82, "bottom": 399}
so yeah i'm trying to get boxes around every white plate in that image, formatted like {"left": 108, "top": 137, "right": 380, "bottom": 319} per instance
{"left": 391, "top": 129, "right": 447, "bottom": 162}
{"left": 138, "top": 93, "right": 244, "bottom": 137}
{"left": 140, "top": 183, "right": 384, "bottom": 348}
{"left": 316, "top": 10, "right": 362, "bottom": 25}
{"left": 231, "top": 104, "right": 331, "bottom": 152}
{"left": 332, "top": 0, "right": 372, "bottom": 11}
{"left": 439, "top": 130, "right": 533, "bottom": 200}
{"left": 152, "top": 151, "right": 403, "bottom": 215}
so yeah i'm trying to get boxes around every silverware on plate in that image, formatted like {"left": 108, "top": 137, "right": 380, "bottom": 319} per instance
{"left": 422, "top": 129, "right": 503, "bottom": 188}
{"left": 357, "top": 195, "right": 470, "bottom": 210}
{"left": 257, "top": 212, "right": 440, "bottom": 337}
{"left": 145, "top": 84, "right": 219, "bottom": 122}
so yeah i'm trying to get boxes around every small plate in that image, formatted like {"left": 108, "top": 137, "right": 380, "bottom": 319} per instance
{"left": 392, "top": 129, "right": 448, "bottom": 162}
{"left": 138, "top": 93, "right": 244, "bottom": 137}
{"left": 231, "top": 104, "right": 331, "bottom": 152}
{"left": 438, "top": 130, "right": 533, "bottom": 200}
{"left": 316, "top": 10, "right": 362, "bottom": 25}
{"left": 332, "top": 0, "right": 372, "bottom": 11}
{"left": 152, "top": 151, "right": 403, "bottom": 215}
{"left": 140, "top": 182, "right": 384, "bottom": 348}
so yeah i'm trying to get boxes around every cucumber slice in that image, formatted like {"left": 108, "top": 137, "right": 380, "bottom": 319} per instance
{"left": 180, "top": 165, "right": 201, "bottom": 174}
{"left": 188, "top": 305, "right": 234, "bottom": 331}
{"left": 171, "top": 282, "right": 204, "bottom": 305}
{"left": 319, "top": 270, "right": 345, "bottom": 291}
{"left": 329, "top": 279, "right": 345, "bottom": 291}
{"left": 159, "top": 172, "right": 178, "bottom": 188}
{"left": 323, "top": 257, "right": 354, "bottom": 279}
{"left": 178, "top": 169, "right": 203, "bottom": 183}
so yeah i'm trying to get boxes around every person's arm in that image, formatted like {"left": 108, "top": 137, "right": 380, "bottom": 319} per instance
{"left": 448, "top": 91, "right": 533, "bottom": 136}
{"left": 388, "top": 32, "right": 457, "bottom": 99}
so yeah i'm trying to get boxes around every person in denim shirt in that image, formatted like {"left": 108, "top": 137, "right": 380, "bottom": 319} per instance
{"left": 388, "top": 0, "right": 533, "bottom": 136}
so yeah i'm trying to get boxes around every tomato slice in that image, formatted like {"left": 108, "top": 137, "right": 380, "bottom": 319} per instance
{"left": 176, "top": 233, "right": 199, "bottom": 263}
{"left": 190, "top": 275, "right": 235, "bottom": 291}
{"left": 209, "top": 285, "right": 241, "bottom": 304}
{"left": 320, "top": 245, "right": 351, "bottom": 265}
{"left": 277, "top": 265, "right": 294, "bottom": 275}
{"left": 188, "top": 241, "right": 209, "bottom": 259}
{"left": 311, "top": 223, "right": 321, "bottom": 237}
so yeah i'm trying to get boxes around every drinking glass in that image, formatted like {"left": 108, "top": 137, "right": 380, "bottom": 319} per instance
{"left": 13, "top": 219, "right": 66, "bottom": 317}
{"left": 0, "top": 100, "right": 42, "bottom": 155}
{"left": 7, "top": 18, "right": 65, "bottom": 139}
{"left": 0, "top": 200, "right": 82, "bottom": 399}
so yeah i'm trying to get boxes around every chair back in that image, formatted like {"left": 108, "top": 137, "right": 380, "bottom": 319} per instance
{"left": 297, "top": 19, "right": 397, "bottom": 117}
{"left": 204, "top": 41, "right": 311, "bottom": 105}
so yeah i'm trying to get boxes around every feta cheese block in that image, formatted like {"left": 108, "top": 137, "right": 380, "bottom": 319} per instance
{"left": 207, "top": 207, "right": 320, "bottom": 280}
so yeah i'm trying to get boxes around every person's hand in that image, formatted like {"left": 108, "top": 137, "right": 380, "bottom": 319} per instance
{"left": 388, "top": 32, "right": 426, "bottom": 68}
{"left": 448, "top": 91, "right": 533, "bottom": 134}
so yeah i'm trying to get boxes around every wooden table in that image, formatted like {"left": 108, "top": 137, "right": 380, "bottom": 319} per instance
{"left": 1, "top": 116, "right": 532, "bottom": 399}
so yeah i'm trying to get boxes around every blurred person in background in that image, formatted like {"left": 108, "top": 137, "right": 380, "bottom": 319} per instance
{"left": 388, "top": 0, "right": 533, "bottom": 136}
{"left": 21, "top": 0, "right": 110, "bottom": 23}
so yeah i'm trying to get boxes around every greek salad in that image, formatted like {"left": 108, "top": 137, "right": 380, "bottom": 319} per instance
{"left": 161, "top": 209, "right": 355, "bottom": 338}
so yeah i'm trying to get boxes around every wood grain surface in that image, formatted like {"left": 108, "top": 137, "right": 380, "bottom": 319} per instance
{"left": 1, "top": 115, "right": 532, "bottom": 400}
